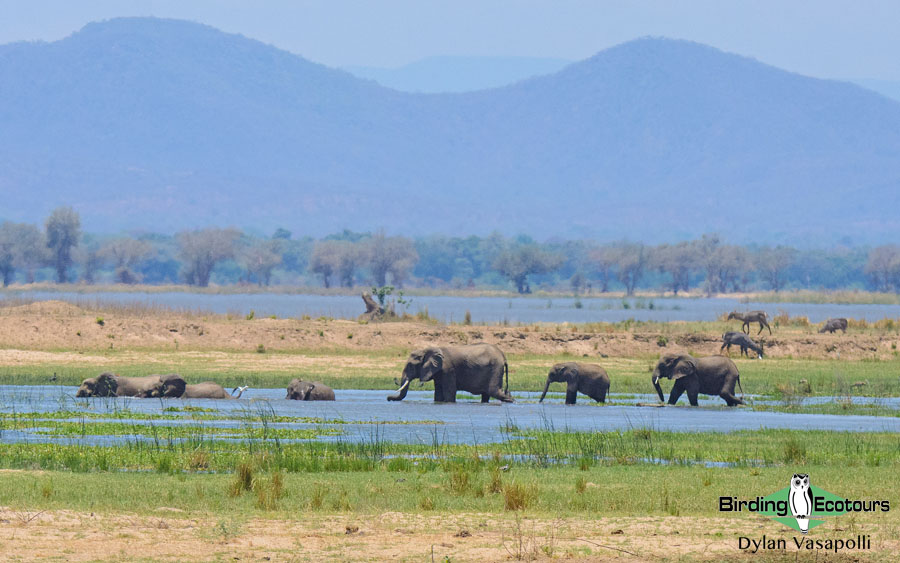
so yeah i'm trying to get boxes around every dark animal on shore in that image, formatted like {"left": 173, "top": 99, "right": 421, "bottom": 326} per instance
{"left": 539, "top": 362, "right": 610, "bottom": 404}
{"left": 76, "top": 372, "right": 186, "bottom": 398}
{"left": 388, "top": 343, "right": 512, "bottom": 403}
{"left": 720, "top": 332, "right": 764, "bottom": 359}
{"left": 818, "top": 318, "right": 848, "bottom": 334}
{"left": 652, "top": 354, "right": 744, "bottom": 406}
{"left": 286, "top": 379, "right": 335, "bottom": 401}
{"left": 727, "top": 311, "right": 772, "bottom": 335}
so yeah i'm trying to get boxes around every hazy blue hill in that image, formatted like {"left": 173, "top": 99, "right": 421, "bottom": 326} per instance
{"left": 343, "top": 55, "right": 572, "bottom": 93}
{"left": 2, "top": 18, "right": 900, "bottom": 242}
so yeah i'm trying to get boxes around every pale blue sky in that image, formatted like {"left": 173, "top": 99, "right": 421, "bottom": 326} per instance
{"left": 1, "top": 0, "right": 898, "bottom": 79}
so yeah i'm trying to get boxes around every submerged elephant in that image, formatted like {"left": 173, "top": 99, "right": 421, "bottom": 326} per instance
{"left": 76, "top": 372, "right": 186, "bottom": 398}
{"left": 181, "top": 382, "right": 247, "bottom": 399}
{"left": 387, "top": 343, "right": 513, "bottom": 403}
{"left": 286, "top": 379, "right": 335, "bottom": 401}
{"left": 652, "top": 354, "right": 744, "bottom": 407}
{"left": 539, "top": 362, "right": 610, "bottom": 404}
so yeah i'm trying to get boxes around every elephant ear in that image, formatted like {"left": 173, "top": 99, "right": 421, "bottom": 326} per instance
{"left": 97, "top": 372, "right": 118, "bottom": 397}
{"left": 563, "top": 363, "right": 579, "bottom": 383}
{"left": 420, "top": 348, "right": 444, "bottom": 382}
{"left": 672, "top": 356, "right": 697, "bottom": 380}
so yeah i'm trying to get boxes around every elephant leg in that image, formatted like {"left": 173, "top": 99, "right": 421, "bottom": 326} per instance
{"left": 720, "top": 342, "right": 727, "bottom": 352}
{"left": 565, "top": 380, "right": 578, "bottom": 405}
{"left": 442, "top": 378, "right": 457, "bottom": 403}
{"left": 434, "top": 383, "right": 445, "bottom": 402}
{"left": 719, "top": 386, "right": 745, "bottom": 406}
{"left": 684, "top": 378, "right": 700, "bottom": 406}
{"left": 490, "top": 387, "right": 515, "bottom": 403}
{"left": 667, "top": 381, "right": 685, "bottom": 405}
{"left": 481, "top": 394, "right": 490, "bottom": 403}
{"left": 596, "top": 386, "right": 607, "bottom": 403}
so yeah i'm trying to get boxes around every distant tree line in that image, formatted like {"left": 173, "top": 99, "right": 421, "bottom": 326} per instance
{"left": 0, "top": 207, "right": 896, "bottom": 294}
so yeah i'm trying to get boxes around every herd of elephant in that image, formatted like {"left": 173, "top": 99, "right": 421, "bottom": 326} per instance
{"left": 74, "top": 312, "right": 850, "bottom": 408}
{"left": 75, "top": 372, "right": 334, "bottom": 401}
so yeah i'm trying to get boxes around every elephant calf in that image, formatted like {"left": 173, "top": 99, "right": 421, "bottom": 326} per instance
{"left": 286, "top": 379, "right": 335, "bottom": 401}
{"left": 539, "top": 362, "right": 610, "bottom": 404}
{"left": 652, "top": 354, "right": 744, "bottom": 406}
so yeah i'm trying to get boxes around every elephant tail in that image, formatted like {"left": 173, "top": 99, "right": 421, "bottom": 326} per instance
{"left": 736, "top": 376, "right": 744, "bottom": 401}
{"left": 504, "top": 361, "right": 509, "bottom": 394}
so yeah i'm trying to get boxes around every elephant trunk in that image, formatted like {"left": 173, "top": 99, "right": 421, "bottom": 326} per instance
{"left": 652, "top": 369, "right": 665, "bottom": 402}
{"left": 538, "top": 376, "right": 552, "bottom": 403}
{"left": 387, "top": 378, "right": 410, "bottom": 401}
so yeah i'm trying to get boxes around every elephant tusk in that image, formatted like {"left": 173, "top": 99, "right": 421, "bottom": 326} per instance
{"left": 652, "top": 376, "right": 659, "bottom": 385}
{"left": 396, "top": 380, "right": 410, "bottom": 393}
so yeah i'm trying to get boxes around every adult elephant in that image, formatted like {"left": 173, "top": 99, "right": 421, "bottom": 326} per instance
{"left": 387, "top": 343, "right": 513, "bottom": 403}
{"left": 75, "top": 372, "right": 185, "bottom": 398}
{"left": 652, "top": 354, "right": 744, "bottom": 407}
{"left": 539, "top": 362, "right": 610, "bottom": 404}
{"left": 181, "top": 382, "right": 247, "bottom": 399}
{"left": 286, "top": 379, "right": 335, "bottom": 401}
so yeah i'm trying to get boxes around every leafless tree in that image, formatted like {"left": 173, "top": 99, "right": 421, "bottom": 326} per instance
{"left": 45, "top": 206, "right": 81, "bottom": 283}
{"left": 0, "top": 222, "right": 45, "bottom": 286}
{"left": 651, "top": 241, "right": 697, "bottom": 295}
{"left": 310, "top": 240, "right": 364, "bottom": 288}
{"left": 241, "top": 240, "right": 282, "bottom": 286}
{"left": 176, "top": 228, "right": 240, "bottom": 287}
{"left": 587, "top": 245, "right": 617, "bottom": 292}
{"left": 493, "top": 244, "right": 563, "bottom": 294}
{"left": 613, "top": 242, "right": 646, "bottom": 296}
{"left": 755, "top": 246, "right": 797, "bottom": 292}
{"left": 102, "top": 238, "right": 153, "bottom": 284}
{"left": 367, "top": 231, "right": 418, "bottom": 287}
{"left": 865, "top": 245, "right": 900, "bottom": 292}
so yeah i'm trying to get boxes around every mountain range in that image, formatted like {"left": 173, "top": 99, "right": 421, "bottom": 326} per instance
{"left": 2, "top": 17, "right": 900, "bottom": 244}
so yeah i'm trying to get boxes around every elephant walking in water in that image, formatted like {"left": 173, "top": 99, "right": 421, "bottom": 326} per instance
{"left": 539, "top": 362, "right": 610, "bottom": 404}
{"left": 652, "top": 354, "right": 744, "bottom": 406}
{"left": 286, "top": 379, "right": 335, "bottom": 401}
{"left": 388, "top": 343, "right": 513, "bottom": 403}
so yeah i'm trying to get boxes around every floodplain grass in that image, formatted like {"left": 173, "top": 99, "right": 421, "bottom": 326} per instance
{"left": 0, "top": 456, "right": 895, "bottom": 520}
{"left": 0, "top": 426, "right": 898, "bottom": 474}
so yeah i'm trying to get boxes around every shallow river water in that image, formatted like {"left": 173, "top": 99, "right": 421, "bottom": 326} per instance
{"left": 4, "top": 291, "right": 900, "bottom": 324}
{"left": 1, "top": 386, "right": 897, "bottom": 447}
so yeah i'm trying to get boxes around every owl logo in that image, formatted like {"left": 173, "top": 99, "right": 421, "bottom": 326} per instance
{"left": 789, "top": 473, "right": 813, "bottom": 533}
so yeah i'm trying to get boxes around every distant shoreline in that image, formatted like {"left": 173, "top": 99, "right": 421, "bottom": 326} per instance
{"left": 1, "top": 284, "right": 898, "bottom": 305}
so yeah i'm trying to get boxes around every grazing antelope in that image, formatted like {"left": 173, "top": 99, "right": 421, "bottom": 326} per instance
{"left": 721, "top": 332, "right": 764, "bottom": 359}
{"left": 727, "top": 311, "right": 772, "bottom": 335}
{"left": 819, "top": 318, "right": 848, "bottom": 334}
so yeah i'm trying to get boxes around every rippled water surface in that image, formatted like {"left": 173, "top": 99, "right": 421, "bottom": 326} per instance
{"left": 1, "top": 386, "right": 897, "bottom": 447}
